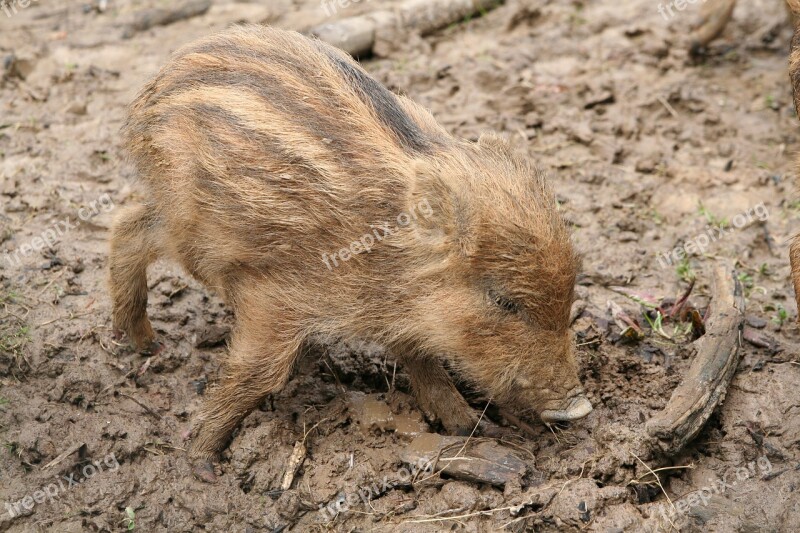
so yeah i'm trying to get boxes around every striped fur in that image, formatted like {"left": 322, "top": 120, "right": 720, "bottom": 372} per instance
{"left": 111, "top": 25, "right": 585, "bottom": 463}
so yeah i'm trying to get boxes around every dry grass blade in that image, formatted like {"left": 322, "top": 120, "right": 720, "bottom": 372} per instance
{"left": 631, "top": 453, "right": 679, "bottom": 531}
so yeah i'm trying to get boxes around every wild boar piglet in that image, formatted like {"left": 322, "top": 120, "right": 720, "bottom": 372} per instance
{"left": 109, "top": 25, "right": 592, "bottom": 476}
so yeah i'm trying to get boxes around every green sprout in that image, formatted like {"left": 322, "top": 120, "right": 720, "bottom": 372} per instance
{"left": 676, "top": 258, "right": 696, "bottom": 283}
{"left": 772, "top": 305, "right": 789, "bottom": 327}
{"left": 650, "top": 209, "right": 665, "bottom": 225}
{"left": 698, "top": 202, "right": 728, "bottom": 227}
{"left": 0, "top": 325, "right": 29, "bottom": 353}
{"left": 644, "top": 311, "right": 671, "bottom": 341}
{"left": 737, "top": 272, "right": 754, "bottom": 296}
{"left": 123, "top": 507, "right": 135, "bottom": 530}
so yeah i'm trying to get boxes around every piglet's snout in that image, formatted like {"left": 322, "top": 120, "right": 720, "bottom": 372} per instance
{"left": 539, "top": 394, "right": 593, "bottom": 423}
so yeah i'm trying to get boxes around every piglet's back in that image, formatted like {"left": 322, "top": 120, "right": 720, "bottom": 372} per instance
{"left": 120, "top": 25, "right": 451, "bottom": 271}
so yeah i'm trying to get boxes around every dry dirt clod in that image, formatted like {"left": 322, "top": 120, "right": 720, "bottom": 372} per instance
{"left": 309, "top": 0, "right": 504, "bottom": 57}
{"left": 195, "top": 324, "right": 230, "bottom": 348}
{"left": 122, "top": 0, "right": 212, "bottom": 39}
{"left": 742, "top": 326, "right": 778, "bottom": 352}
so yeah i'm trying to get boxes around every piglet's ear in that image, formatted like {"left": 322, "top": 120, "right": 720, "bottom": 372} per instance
{"left": 407, "top": 159, "right": 475, "bottom": 257}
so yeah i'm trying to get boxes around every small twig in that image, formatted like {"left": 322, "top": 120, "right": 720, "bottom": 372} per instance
{"left": 657, "top": 95, "right": 679, "bottom": 118}
{"left": 403, "top": 504, "right": 528, "bottom": 524}
{"left": 420, "top": 506, "right": 468, "bottom": 519}
{"left": 576, "top": 339, "right": 601, "bottom": 347}
{"left": 167, "top": 284, "right": 188, "bottom": 299}
{"left": 545, "top": 422, "right": 562, "bottom": 444}
{"left": 500, "top": 409, "right": 538, "bottom": 438}
{"left": 302, "top": 418, "right": 328, "bottom": 443}
{"left": 35, "top": 271, "right": 63, "bottom": 297}
{"left": 119, "top": 392, "right": 163, "bottom": 420}
{"left": 632, "top": 452, "right": 678, "bottom": 522}
{"left": 94, "top": 366, "right": 139, "bottom": 402}
{"left": 0, "top": 310, "right": 28, "bottom": 322}
{"left": 629, "top": 463, "right": 695, "bottom": 484}
{"left": 669, "top": 278, "right": 696, "bottom": 319}
{"left": 383, "top": 358, "right": 392, "bottom": 391}
{"left": 498, "top": 438, "right": 536, "bottom": 462}
{"left": 556, "top": 459, "right": 589, "bottom": 499}
{"left": 323, "top": 357, "right": 346, "bottom": 394}
{"left": 143, "top": 447, "right": 165, "bottom": 456}
{"left": 280, "top": 440, "right": 308, "bottom": 491}
{"left": 37, "top": 311, "right": 93, "bottom": 327}
{"left": 453, "top": 400, "right": 490, "bottom": 458}
{"left": 281, "top": 417, "right": 329, "bottom": 491}
{"left": 500, "top": 492, "right": 560, "bottom": 529}
{"left": 43, "top": 442, "right": 85, "bottom": 470}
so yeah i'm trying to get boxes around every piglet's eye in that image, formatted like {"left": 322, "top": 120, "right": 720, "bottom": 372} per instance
{"left": 490, "top": 291, "right": 520, "bottom": 313}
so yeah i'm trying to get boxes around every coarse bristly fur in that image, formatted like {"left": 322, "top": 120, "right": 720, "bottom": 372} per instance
{"left": 109, "top": 25, "right": 587, "bottom": 464}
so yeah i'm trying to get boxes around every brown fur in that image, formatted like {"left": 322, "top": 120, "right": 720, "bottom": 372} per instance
{"left": 110, "top": 25, "right": 585, "bottom": 461}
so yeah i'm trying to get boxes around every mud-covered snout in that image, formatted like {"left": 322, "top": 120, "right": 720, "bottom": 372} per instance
{"left": 539, "top": 391, "right": 593, "bottom": 424}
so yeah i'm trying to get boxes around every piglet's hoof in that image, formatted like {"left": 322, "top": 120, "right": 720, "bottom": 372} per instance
{"left": 192, "top": 461, "right": 218, "bottom": 483}
{"left": 140, "top": 341, "right": 164, "bottom": 356}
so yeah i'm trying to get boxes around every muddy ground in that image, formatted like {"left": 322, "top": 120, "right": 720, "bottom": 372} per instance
{"left": 1, "top": 0, "right": 800, "bottom": 531}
